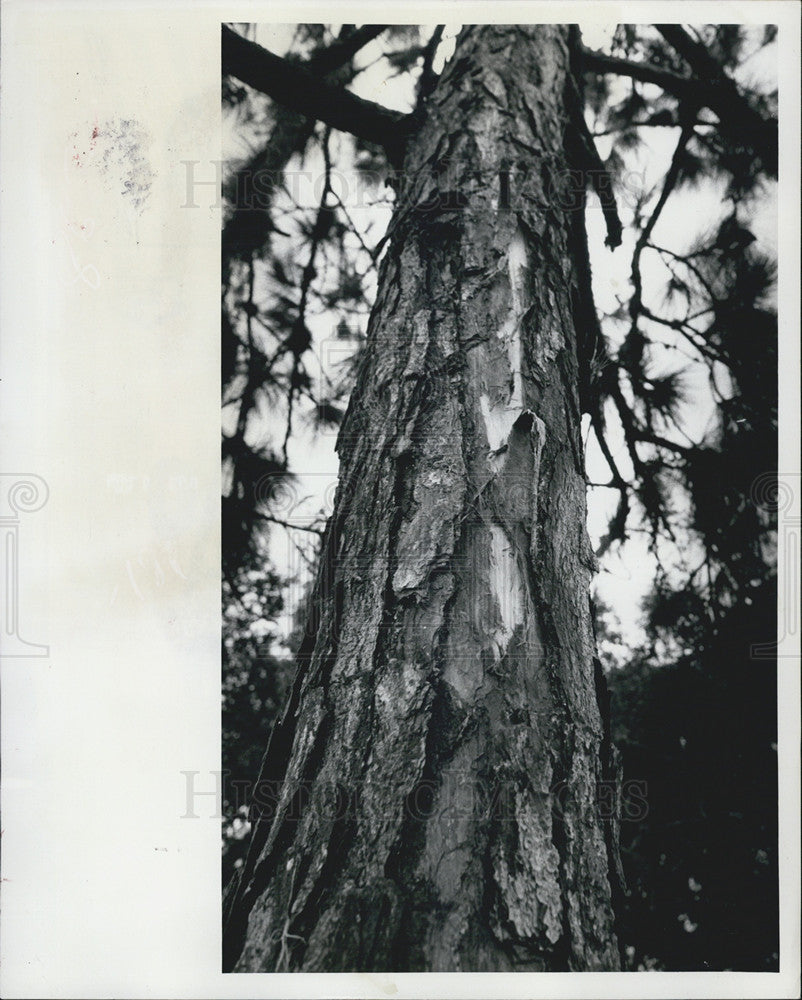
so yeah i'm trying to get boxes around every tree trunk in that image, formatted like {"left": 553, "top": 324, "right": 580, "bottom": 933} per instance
{"left": 224, "top": 24, "right": 621, "bottom": 972}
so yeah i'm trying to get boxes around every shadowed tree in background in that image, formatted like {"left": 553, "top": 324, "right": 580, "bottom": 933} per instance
{"left": 220, "top": 23, "right": 778, "bottom": 972}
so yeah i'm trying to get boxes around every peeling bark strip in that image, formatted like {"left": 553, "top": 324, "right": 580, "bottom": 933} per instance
{"left": 225, "top": 25, "right": 621, "bottom": 972}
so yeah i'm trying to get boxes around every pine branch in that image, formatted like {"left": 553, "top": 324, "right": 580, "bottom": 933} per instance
{"left": 234, "top": 254, "right": 259, "bottom": 444}
{"left": 581, "top": 46, "right": 701, "bottom": 103}
{"left": 257, "top": 514, "right": 324, "bottom": 536}
{"left": 596, "top": 490, "right": 630, "bottom": 557}
{"left": 223, "top": 26, "right": 386, "bottom": 262}
{"left": 589, "top": 401, "right": 632, "bottom": 558}
{"left": 281, "top": 129, "right": 335, "bottom": 462}
{"left": 582, "top": 35, "right": 777, "bottom": 176}
{"left": 609, "top": 377, "right": 649, "bottom": 481}
{"left": 222, "top": 25, "right": 412, "bottom": 165}
{"left": 655, "top": 24, "right": 777, "bottom": 175}
{"left": 639, "top": 305, "right": 720, "bottom": 365}
{"left": 417, "top": 24, "right": 445, "bottom": 104}
{"left": 628, "top": 123, "right": 695, "bottom": 355}
{"left": 305, "top": 24, "right": 388, "bottom": 74}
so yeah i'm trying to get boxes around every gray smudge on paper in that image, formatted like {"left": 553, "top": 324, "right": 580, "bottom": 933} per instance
{"left": 89, "top": 118, "right": 155, "bottom": 212}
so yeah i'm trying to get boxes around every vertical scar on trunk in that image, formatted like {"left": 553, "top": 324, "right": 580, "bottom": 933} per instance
{"left": 479, "top": 220, "right": 531, "bottom": 464}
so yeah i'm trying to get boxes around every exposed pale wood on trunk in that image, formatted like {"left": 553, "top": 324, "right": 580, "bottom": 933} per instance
{"left": 224, "top": 24, "right": 621, "bottom": 972}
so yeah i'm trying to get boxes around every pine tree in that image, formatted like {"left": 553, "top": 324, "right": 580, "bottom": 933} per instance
{"left": 220, "top": 23, "right": 777, "bottom": 972}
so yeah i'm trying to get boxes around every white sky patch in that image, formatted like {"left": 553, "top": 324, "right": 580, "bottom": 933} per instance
{"left": 579, "top": 23, "right": 617, "bottom": 52}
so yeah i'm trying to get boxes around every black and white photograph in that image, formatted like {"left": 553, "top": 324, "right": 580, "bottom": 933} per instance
{"left": 0, "top": 4, "right": 799, "bottom": 998}
{"left": 220, "top": 20, "right": 782, "bottom": 974}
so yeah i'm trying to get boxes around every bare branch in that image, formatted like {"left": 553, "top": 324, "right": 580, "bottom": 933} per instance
{"left": 257, "top": 514, "right": 324, "bottom": 536}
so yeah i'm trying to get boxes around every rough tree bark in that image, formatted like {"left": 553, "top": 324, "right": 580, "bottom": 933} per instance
{"left": 224, "top": 24, "right": 622, "bottom": 972}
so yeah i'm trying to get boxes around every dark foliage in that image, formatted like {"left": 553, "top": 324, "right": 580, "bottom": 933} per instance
{"left": 221, "top": 567, "right": 294, "bottom": 884}
{"left": 607, "top": 579, "right": 778, "bottom": 971}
